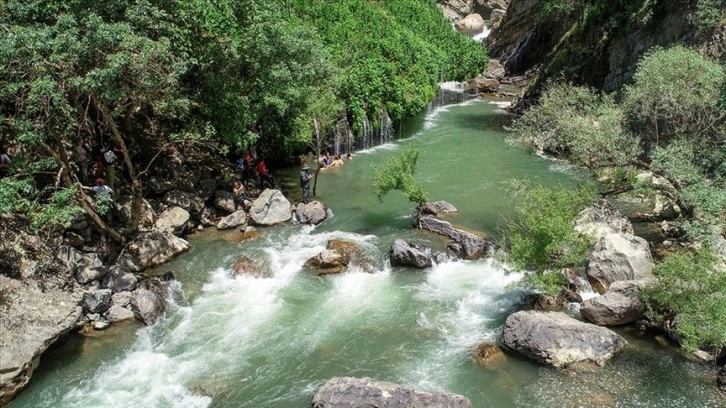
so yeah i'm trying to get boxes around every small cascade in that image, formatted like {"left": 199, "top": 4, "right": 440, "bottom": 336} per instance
{"left": 378, "top": 108, "right": 393, "bottom": 145}
{"left": 472, "top": 22, "right": 492, "bottom": 42}
{"left": 358, "top": 113, "right": 372, "bottom": 149}
{"left": 502, "top": 28, "right": 534, "bottom": 73}
{"left": 333, "top": 123, "right": 342, "bottom": 156}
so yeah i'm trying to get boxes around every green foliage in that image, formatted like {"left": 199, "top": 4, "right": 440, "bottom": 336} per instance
{"left": 623, "top": 45, "right": 725, "bottom": 146}
{"left": 689, "top": 0, "right": 726, "bottom": 30}
{"left": 371, "top": 146, "right": 429, "bottom": 205}
{"left": 511, "top": 82, "right": 641, "bottom": 168}
{"left": 642, "top": 246, "right": 726, "bottom": 352}
{"left": 30, "top": 186, "right": 84, "bottom": 231}
{"left": 499, "top": 183, "right": 596, "bottom": 285}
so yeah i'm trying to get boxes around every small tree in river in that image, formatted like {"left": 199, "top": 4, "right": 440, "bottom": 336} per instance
{"left": 371, "top": 146, "right": 429, "bottom": 206}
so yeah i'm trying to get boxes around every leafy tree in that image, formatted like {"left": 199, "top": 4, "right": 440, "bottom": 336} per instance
{"left": 499, "top": 183, "right": 596, "bottom": 293}
{"left": 642, "top": 246, "right": 726, "bottom": 352}
{"left": 371, "top": 146, "right": 429, "bottom": 206}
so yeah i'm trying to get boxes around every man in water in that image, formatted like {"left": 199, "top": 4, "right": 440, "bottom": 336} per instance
{"left": 300, "top": 165, "right": 311, "bottom": 204}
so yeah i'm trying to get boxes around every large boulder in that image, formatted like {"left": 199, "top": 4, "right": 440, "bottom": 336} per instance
{"left": 163, "top": 190, "right": 204, "bottom": 217}
{"left": 155, "top": 206, "right": 190, "bottom": 235}
{"left": 117, "top": 196, "right": 156, "bottom": 230}
{"left": 501, "top": 311, "right": 627, "bottom": 368}
{"left": 481, "top": 59, "right": 506, "bottom": 80}
{"left": 465, "top": 77, "right": 500, "bottom": 94}
{"left": 103, "top": 305, "right": 136, "bottom": 323}
{"left": 130, "top": 280, "right": 165, "bottom": 326}
{"left": 214, "top": 190, "right": 236, "bottom": 214}
{"left": 216, "top": 210, "right": 247, "bottom": 230}
{"left": 249, "top": 189, "right": 292, "bottom": 226}
{"left": 389, "top": 239, "right": 432, "bottom": 269}
{"left": 115, "top": 231, "right": 190, "bottom": 273}
{"left": 580, "top": 280, "right": 647, "bottom": 326}
{"left": 0, "top": 277, "right": 83, "bottom": 406}
{"left": 312, "top": 377, "right": 471, "bottom": 408}
{"left": 418, "top": 201, "right": 459, "bottom": 216}
{"left": 587, "top": 233, "right": 654, "bottom": 293}
{"left": 575, "top": 199, "right": 634, "bottom": 241}
{"left": 454, "top": 13, "right": 485, "bottom": 34}
{"left": 83, "top": 289, "right": 112, "bottom": 313}
{"left": 473, "top": 0, "right": 509, "bottom": 20}
{"left": 102, "top": 266, "right": 138, "bottom": 293}
{"left": 295, "top": 201, "right": 328, "bottom": 225}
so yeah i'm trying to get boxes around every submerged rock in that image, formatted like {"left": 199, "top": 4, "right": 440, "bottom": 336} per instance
{"left": 501, "top": 311, "right": 626, "bottom": 368}
{"left": 472, "top": 342, "right": 506, "bottom": 366}
{"left": 249, "top": 189, "right": 292, "bottom": 226}
{"left": 305, "top": 240, "right": 369, "bottom": 276}
{"left": 312, "top": 377, "right": 472, "bottom": 408}
{"left": 231, "top": 256, "right": 265, "bottom": 278}
{"left": 388, "top": 239, "right": 432, "bottom": 269}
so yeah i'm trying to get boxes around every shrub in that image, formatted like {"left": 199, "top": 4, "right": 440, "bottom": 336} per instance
{"left": 371, "top": 146, "right": 429, "bottom": 206}
{"left": 642, "top": 246, "right": 726, "bottom": 352}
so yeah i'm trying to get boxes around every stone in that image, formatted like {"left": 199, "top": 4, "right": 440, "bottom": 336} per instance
{"left": 472, "top": 342, "right": 505, "bottom": 366}
{"left": 231, "top": 256, "right": 265, "bottom": 278}
{"left": 214, "top": 190, "right": 236, "bottom": 214}
{"left": 580, "top": 280, "right": 647, "bottom": 326}
{"left": 103, "top": 266, "right": 138, "bottom": 293}
{"left": 518, "top": 292, "right": 566, "bottom": 312}
{"left": 587, "top": 233, "right": 654, "bottom": 293}
{"left": 130, "top": 280, "right": 165, "bottom": 326}
{"left": 249, "top": 189, "right": 292, "bottom": 226}
{"left": 466, "top": 77, "right": 500, "bottom": 94}
{"left": 110, "top": 291, "right": 133, "bottom": 308}
{"left": 92, "top": 320, "right": 111, "bottom": 330}
{"left": 439, "top": 0, "right": 473, "bottom": 22}
{"left": 104, "top": 305, "right": 136, "bottom": 323}
{"left": 155, "top": 206, "right": 190, "bottom": 235}
{"left": 217, "top": 210, "right": 247, "bottom": 230}
{"left": 196, "top": 178, "right": 218, "bottom": 201}
{"left": 312, "top": 377, "right": 472, "bottom": 408}
{"left": 200, "top": 206, "right": 219, "bottom": 227}
{"left": 63, "top": 231, "right": 85, "bottom": 247}
{"left": 148, "top": 176, "right": 176, "bottom": 195}
{"left": 83, "top": 289, "right": 112, "bottom": 313}
{"left": 164, "top": 190, "right": 205, "bottom": 217}
{"left": 454, "top": 13, "right": 485, "bottom": 34}
{"left": 0, "top": 277, "right": 83, "bottom": 406}
{"left": 295, "top": 201, "right": 328, "bottom": 225}
{"left": 117, "top": 196, "right": 156, "bottom": 230}
{"left": 575, "top": 199, "right": 634, "bottom": 241}
{"left": 501, "top": 311, "right": 627, "bottom": 368}
{"left": 305, "top": 240, "right": 366, "bottom": 276}
{"left": 115, "top": 231, "right": 190, "bottom": 273}
{"left": 389, "top": 239, "right": 432, "bottom": 269}
{"left": 417, "top": 216, "right": 494, "bottom": 259}
{"left": 482, "top": 59, "right": 506, "bottom": 80}
{"left": 490, "top": 9, "right": 506, "bottom": 28}
{"left": 433, "top": 251, "right": 457, "bottom": 265}
{"left": 73, "top": 252, "right": 108, "bottom": 285}
{"left": 418, "top": 201, "right": 459, "bottom": 216}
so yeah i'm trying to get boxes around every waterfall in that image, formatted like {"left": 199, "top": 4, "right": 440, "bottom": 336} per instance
{"left": 359, "top": 113, "right": 372, "bottom": 149}
{"left": 472, "top": 22, "right": 492, "bottom": 42}
{"left": 379, "top": 108, "right": 393, "bottom": 145}
{"left": 502, "top": 28, "right": 534, "bottom": 73}
{"left": 333, "top": 123, "right": 342, "bottom": 156}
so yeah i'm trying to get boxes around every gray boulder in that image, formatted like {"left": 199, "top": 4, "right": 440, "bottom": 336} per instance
{"left": 117, "top": 196, "right": 156, "bottom": 230}
{"left": 103, "top": 305, "right": 136, "bottom": 323}
{"left": 196, "top": 178, "right": 218, "bottom": 201}
{"left": 295, "top": 201, "right": 328, "bottom": 225}
{"left": 155, "top": 206, "right": 190, "bottom": 235}
{"left": 103, "top": 266, "right": 138, "bottom": 293}
{"left": 164, "top": 190, "right": 204, "bottom": 217}
{"left": 481, "top": 59, "right": 506, "bottom": 80}
{"left": 110, "top": 291, "right": 133, "bottom": 308}
{"left": 501, "top": 311, "right": 627, "bottom": 368}
{"left": 417, "top": 216, "right": 494, "bottom": 259}
{"left": 389, "top": 239, "right": 432, "bottom": 269}
{"left": 305, "top": 240, "right": 369, "bottom": 276}
{"left": 580, "top": 280, "right": 647, "bottom": 326}
{"left": 130, "top": 280, "right": 165, "bottom": 326}
{"left": 466, "top": 77, "right": 500, "bottom": 94}
{"left": 587, "top": 233, "right": 654, "bottom": 293}
{"left": 115, "top": 231, "right": 190, "bottom": 273}
{"left": 312, "top": 377, "right": 471, "bottom": 408}
{"left": 83, "top": 289, "right": 112, "bottom": 313}
{"left": 249, "top": 189, "right": 292, "bottom": 226}
{"left": 217, "top": 210, "right": 247, "bottom": 230}
{"left": 575, "top": 199, "right": 634, "bottom": 241}
{"left": 418, "top": 201, "right": 458, "bottom": 216}
{"left": 74, "top": 253, "right": 108, "bottom": 285}
{"left": 214, "top": 190, "right": 235, "bottom": 214}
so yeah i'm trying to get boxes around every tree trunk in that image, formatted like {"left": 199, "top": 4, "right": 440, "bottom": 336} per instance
{"left": 92, "top": 95, "right": 144, "bottom": 236}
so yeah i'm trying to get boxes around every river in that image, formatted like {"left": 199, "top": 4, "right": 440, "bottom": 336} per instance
{"left": 10, "top": 96, "right": 724, "bottom": 407}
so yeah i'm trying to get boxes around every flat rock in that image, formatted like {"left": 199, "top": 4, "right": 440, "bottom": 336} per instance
{"left": 501, "top": 311, "right": 626, "bottom": 368}
{"left": 312, "top": 377, "right": 471, "bottom": 408}
{"left": 217, "top": 210, "right": 247, "bottom": 230}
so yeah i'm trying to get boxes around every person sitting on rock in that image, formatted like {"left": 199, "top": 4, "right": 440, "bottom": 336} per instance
{"left": 232, "top": 181, "right": 246, "bottom": 210}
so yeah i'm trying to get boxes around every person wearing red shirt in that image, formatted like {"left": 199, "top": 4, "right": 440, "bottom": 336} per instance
{"left": 257, "top": 157, "right": 273, "bottom": 189}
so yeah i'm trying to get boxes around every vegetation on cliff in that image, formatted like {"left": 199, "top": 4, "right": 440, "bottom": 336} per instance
{"left": 510, "top": 45, "right": 725, "bottom": 350}
{"left": 0, "top": 0, "right": 485, "bottom": 240}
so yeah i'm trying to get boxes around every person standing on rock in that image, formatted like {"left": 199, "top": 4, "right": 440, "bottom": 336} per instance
{"left": 300, "top": 165, "right": 311, "bottom": 204}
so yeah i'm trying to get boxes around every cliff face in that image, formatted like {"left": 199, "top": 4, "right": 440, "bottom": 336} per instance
{"left": 487, "top": 0, "right": 725, "bottom": 92}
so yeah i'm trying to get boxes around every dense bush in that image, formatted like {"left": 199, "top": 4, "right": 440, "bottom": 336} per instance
{"left": 642, "top": 246, "right": 726, "bottom": 352}
{"left": 499, "top": 183, "right": 596, "bottom": 294}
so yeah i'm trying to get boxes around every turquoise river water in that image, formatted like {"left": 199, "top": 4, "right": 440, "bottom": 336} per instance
{"left": 9, "top": 97, "right": 725, "bottom": 407}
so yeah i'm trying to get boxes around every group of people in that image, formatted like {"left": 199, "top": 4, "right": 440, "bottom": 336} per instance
{"left": 299, "top": 150, "right": 353, "bottom": 204}
{"left": 236, "top": 151, "right": 273, "bottom": 190}
{"left": 319, "top": 151, "right": 351, "bottom": 169}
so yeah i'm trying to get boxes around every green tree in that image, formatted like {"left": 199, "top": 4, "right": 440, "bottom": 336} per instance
{"left": 371, "top": 146, "right": 429, "bottom": 206}
{"left": 499, "top": 183, "right": 596, "bottom": 293}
